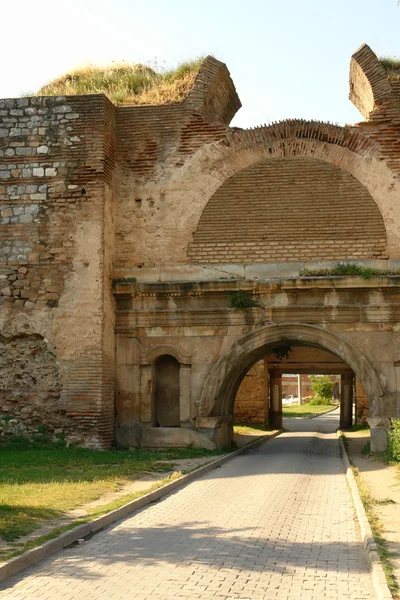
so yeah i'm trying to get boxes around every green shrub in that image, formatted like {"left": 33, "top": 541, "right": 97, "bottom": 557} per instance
{"left": 0, "top": 414, "right": 15, "bottom": 423}
{"left": 112, "top": 277, "right": 137, "bottom": 288}
{"left": 272, "top": 345, "right": 292, "bottom": 361}
{"left": 309, "top": 375, "right": 335, "bottom": 402}
{"left": 330, "top": 263, "right": 373, "bottom": 279}
{"left": 299, "top": 263, "right": 400, "bottom": 279}
{"left": 229, "top": 291, "right": 258, "bottom": 309}
{"left": 388, "top": 419, "right": 400, "bottom": 461}
{"left": 309, "top": 396, "right": 329, "bottom": 406}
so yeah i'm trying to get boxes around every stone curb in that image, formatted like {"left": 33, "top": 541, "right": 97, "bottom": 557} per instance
{"left": 0, "top": 430, "right": 282, "bottom": 585}
{"left": 337, "top": 432, "right": 393, "bottom": 600}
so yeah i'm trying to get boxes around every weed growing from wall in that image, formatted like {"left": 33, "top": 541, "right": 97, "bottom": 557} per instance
{"left": 112, "top": 277, "right": 137, "bottom": 289}
{"left": 229, "top": 290, "right": 258, "bottom": 309}
{"left": 300, "top": 263, "right": 400, "bottom": 280}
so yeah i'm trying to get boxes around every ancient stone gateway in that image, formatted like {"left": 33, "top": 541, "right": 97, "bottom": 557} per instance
{"left": 198, "top": 323, "right": 385, "bottom": 447}
{"left": 1, "top": 43, "right": 400, "bottom": 450}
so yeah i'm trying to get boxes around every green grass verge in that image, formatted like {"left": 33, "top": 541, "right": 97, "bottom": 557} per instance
{"left": 282, "top": 404, "right": 334, "bottom": 418}
{"left": 0, "top": 472, "right": 185, "bottom": 563}
{"left": 0, "top": 444, "right": 226, "bottom": 544}
{"left": 233, "top": 423, "right": 275, "bottom": 435}
{"left": 347, "top": 424, "right": 370, "bottom": 432}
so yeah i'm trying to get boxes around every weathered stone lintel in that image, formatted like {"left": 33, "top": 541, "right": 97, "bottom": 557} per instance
{"left": 113, "top": 259, "right": 400, "bottom": 285}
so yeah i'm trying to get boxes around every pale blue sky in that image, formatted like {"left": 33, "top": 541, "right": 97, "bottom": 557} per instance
{"left": 1, "top": 0, "right": 399, "bottom": 127}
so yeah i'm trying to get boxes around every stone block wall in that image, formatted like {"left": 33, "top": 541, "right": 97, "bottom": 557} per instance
{"left": 0, "top": 333, "right": 62, "bottom": 430}
{"left": 0, "top": 94, "right": 117, "bottom": 446}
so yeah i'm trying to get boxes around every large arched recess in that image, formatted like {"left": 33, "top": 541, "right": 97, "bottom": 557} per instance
{"left": 198, "top": 323, "right": 384, "bottom": 418}
{"left": 170, "top": 121, "right": 400, "bottom": 260}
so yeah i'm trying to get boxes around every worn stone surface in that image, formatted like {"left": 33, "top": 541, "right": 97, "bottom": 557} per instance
{"left": 0, "top": 334, "right": 63, "bottom": 428}
{"left": 0, "top": 412, "right": 375, "bottom": 599}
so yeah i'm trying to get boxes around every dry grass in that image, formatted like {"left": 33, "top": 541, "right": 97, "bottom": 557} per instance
{"left": 379, "top": 56, "right": 400, "bottom": 80}
{"left": 35, "top": 59, "right": 204, "bottom": 105}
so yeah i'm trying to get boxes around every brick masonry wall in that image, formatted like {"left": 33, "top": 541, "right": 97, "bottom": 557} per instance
{"left": 234, "top": 360, "right": 267, "bottom": 424}
{"left": 0, "top": 94, "right": 117, "bottom": 447}
{"left": 114, "top": 104, "right": 227, "bottom": 269}
{"left": 282, "top": 376, "right": 313, "bottom": 398}
{"left": 234, "top": 366, "right": 315, "bottom": 425}
{"left": 188, "top": 157, "right": 388, "bottom": 264}
{"left": 356, "top": 378, "right": 369, "bottom": 424}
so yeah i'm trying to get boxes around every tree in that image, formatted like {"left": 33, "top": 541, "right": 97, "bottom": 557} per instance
{"left": 309, "top": 375, "right": 335, "bottom": 403}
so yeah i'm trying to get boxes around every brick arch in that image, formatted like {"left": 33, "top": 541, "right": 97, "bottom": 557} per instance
{"left": 198, "top": 323, "right": 385, "bottom": 418}
{"left": 174, "top": 120, "right": 400, "bottom": 260}
{"left": 188, "top": 156, "right": 388, "bottom": 264}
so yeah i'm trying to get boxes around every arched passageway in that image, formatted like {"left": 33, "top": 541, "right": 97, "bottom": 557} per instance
{"left": 199, "top": 323, "right": 385, "bottom": 448}
{"left": 233, "top": 345, "right": 362, "bottom": 431}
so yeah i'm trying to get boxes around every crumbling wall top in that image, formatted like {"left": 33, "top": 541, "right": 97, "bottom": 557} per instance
{"left": 185, "top": 55, "right": 241, "bottom": 125}
{"left": 349, "top": 43, "right": 393, "bottom": 120}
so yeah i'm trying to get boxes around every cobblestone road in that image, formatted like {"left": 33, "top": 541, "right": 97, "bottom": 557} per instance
{"left": 0, "top": 410, "right": 375, "bottom": 599}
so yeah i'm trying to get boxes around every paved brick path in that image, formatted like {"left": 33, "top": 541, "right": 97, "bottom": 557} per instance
{"left": 0, "top": 410, "right": 375, "bottom": 599}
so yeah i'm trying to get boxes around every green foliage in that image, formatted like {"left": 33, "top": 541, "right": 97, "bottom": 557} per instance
{"left": 163, "top": 58, "right": 204, "bottom": 82}
{"left": 112, "top": 277, "right": 137, "bottom": 288}
{"left": 0, "top": 414, "right": 15, "bottom": 423}
{"left": 309, "top": 375, "right": 335, "bottom": 402}
{"left": 233, "top": 423, "right": 273, "bottom": 435}
{"left": 330, "top": 263, "right": 373, "bottom": 278}
{"left": 300, "top": 263, "right": 400, "bottom": 279}
{"left": 0, "top": 505, "right": 61, "bottom": 542}
{"left": 387, "top": 418, "right": 400, "bottom": 461}
{"left": 361, "top": 441, "right": 371, "bottom": 456}
{"left": 272, "top": 345, "right": 292, "bottom": 361}
{"left": 229, "top": 290, "right": 258, "bottom": 309}
{"left": 309, "top": 395, "right": 330, "bottom": 406}
{"left": 0, "top": 444, "right": 226, "bottom": 544}
{"left": 347, "top": 423, "right": 370, "bottom": 432}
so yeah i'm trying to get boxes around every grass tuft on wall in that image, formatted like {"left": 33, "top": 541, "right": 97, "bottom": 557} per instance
{"left": 379, "top": 56, "right": 400, "bottom": 80}
{"left": 34, "top": 59, "right": 205, "bottom": 105}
